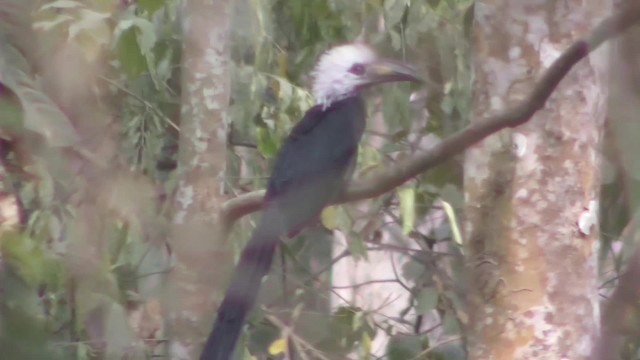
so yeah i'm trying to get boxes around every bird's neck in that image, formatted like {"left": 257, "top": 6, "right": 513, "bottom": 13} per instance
{"left": 317, "top": 91, "right": 359, "bottom": 110}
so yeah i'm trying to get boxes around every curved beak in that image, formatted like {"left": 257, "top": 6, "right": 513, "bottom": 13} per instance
{"left": 365, "top": 60, "right": 424, "bottom": 85}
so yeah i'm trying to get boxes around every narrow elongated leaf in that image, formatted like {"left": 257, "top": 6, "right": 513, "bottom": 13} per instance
{"left": 399, "top": 187, "right": 415, "bottom": 235}
{"left": 361, "top": 332, "right": 372, "bottom": 359}
{"left": 441, "top": 200, "right": 462, "bottom": 247}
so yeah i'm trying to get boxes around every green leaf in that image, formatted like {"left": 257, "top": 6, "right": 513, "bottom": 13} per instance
{"left": 130, "top": 18, "right": 157, "bottom": 53}
{"left": 2, "top": 233, "right": 45, "bottom": 286}
{"left": 0, "top": 90, "right": 23, "bottom": 132}
{"left": 442, "top": 311, "right": 461, "bottom": 335}
{"left": 347, "top": 236, "right": 368, "bottom": 261}
{"left": 335, "top": 205, "right": 353, "bottom": 232}
{"left": 328, "top": 306, "right": 370, "bottom": 350}
{"left": 399, "top": 187, "right": 415, "bottom": 235}
{"left": 138, "top": 0, "right": 166, "bottom": 14}
{"left": 76, "top": 343, "right": 92, "bottom": 360}
{"left": 242, "top": 347, "right": 257, "bottom": 360}
{"left": 430, "top": 342, "right": 466, "bottom": 360}
{"left": 0, "top": 272, "right": 55, "bottom": 359}
{"left": 401, "top": 260, "right": 425, "bottom": 283}
{"left": 386, "top": 334, "right": 422, "bottom": 360}
{"left": 20, "top": 86, "right": 79, "bottom": 147}
{"left": 0, "top": 42, "right": 78, "bottom": 147}
{"left": 358, "top": 145, "right": 382, "bottom": 171}
{"left": 256, "top": 127, "right": 279, "bottom": 158}
{"left": 416, "top": 288, "right": 438, "bottom": 314}
{"left": 115, "top": 26, "right": 146, "bottom": 78}
{"left": 114, "top": 17, "right": 157, "bottom": 79}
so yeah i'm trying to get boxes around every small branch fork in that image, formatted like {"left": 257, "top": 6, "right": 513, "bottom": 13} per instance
{"left": 220, "top": 2, "right": 640, "bottom": 227}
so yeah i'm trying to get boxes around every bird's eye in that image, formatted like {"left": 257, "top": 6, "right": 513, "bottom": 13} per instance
{"left": 349, "top": 63, "right": 366, "bottom": 76}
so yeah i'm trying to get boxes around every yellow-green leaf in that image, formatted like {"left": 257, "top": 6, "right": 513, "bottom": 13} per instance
{"left": 399, "top": 187, "right": 415, "bottom": 235}
{"left": 138, "top": 0, "right": 165, "bottom": 14}
{"left": 361, "top": 332, "right": 372, "bottom": 359}
{"left": 441, "top": 200, "right": 463, "bottom": 248}
{"left": 268, "top": 338, "right": 287, "bottom": 356}
{"left": 321, "top": 205, "right": 338, "bottom": 230}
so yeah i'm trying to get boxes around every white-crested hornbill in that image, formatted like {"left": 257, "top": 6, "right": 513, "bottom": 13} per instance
{"left": 200, "top": 43, "right": 422, "bottom": 360}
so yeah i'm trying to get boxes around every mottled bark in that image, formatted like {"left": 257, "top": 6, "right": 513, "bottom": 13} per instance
{"left": 464, "top": 1, "right": 610, "bottom": 359}
{"left": 165, "top": 0, "right": 232, "bottom": 358}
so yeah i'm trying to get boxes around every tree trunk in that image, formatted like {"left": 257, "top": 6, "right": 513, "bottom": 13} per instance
{"left": 165, "top": 0, "right": 232, "bottom": 358}
{"left": 463, "top": 1, "right": 610, "bottom": 358}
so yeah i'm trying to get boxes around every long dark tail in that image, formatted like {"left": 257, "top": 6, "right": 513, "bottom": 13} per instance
{"left": 200, "top": 216, "right": 280, "bottom": 360}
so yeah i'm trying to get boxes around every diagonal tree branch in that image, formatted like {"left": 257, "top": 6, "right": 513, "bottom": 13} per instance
{"left": 221, "top": 1, "right": 640, "bottom": 227}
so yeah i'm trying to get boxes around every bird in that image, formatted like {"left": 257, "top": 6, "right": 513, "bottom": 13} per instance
{"left": 200, "top": 43, "right": 422, "bottom": 360}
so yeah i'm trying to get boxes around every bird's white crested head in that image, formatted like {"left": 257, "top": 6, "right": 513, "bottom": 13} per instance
{"left": 312, "top": 44, "right": 377, "bottom": 107}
